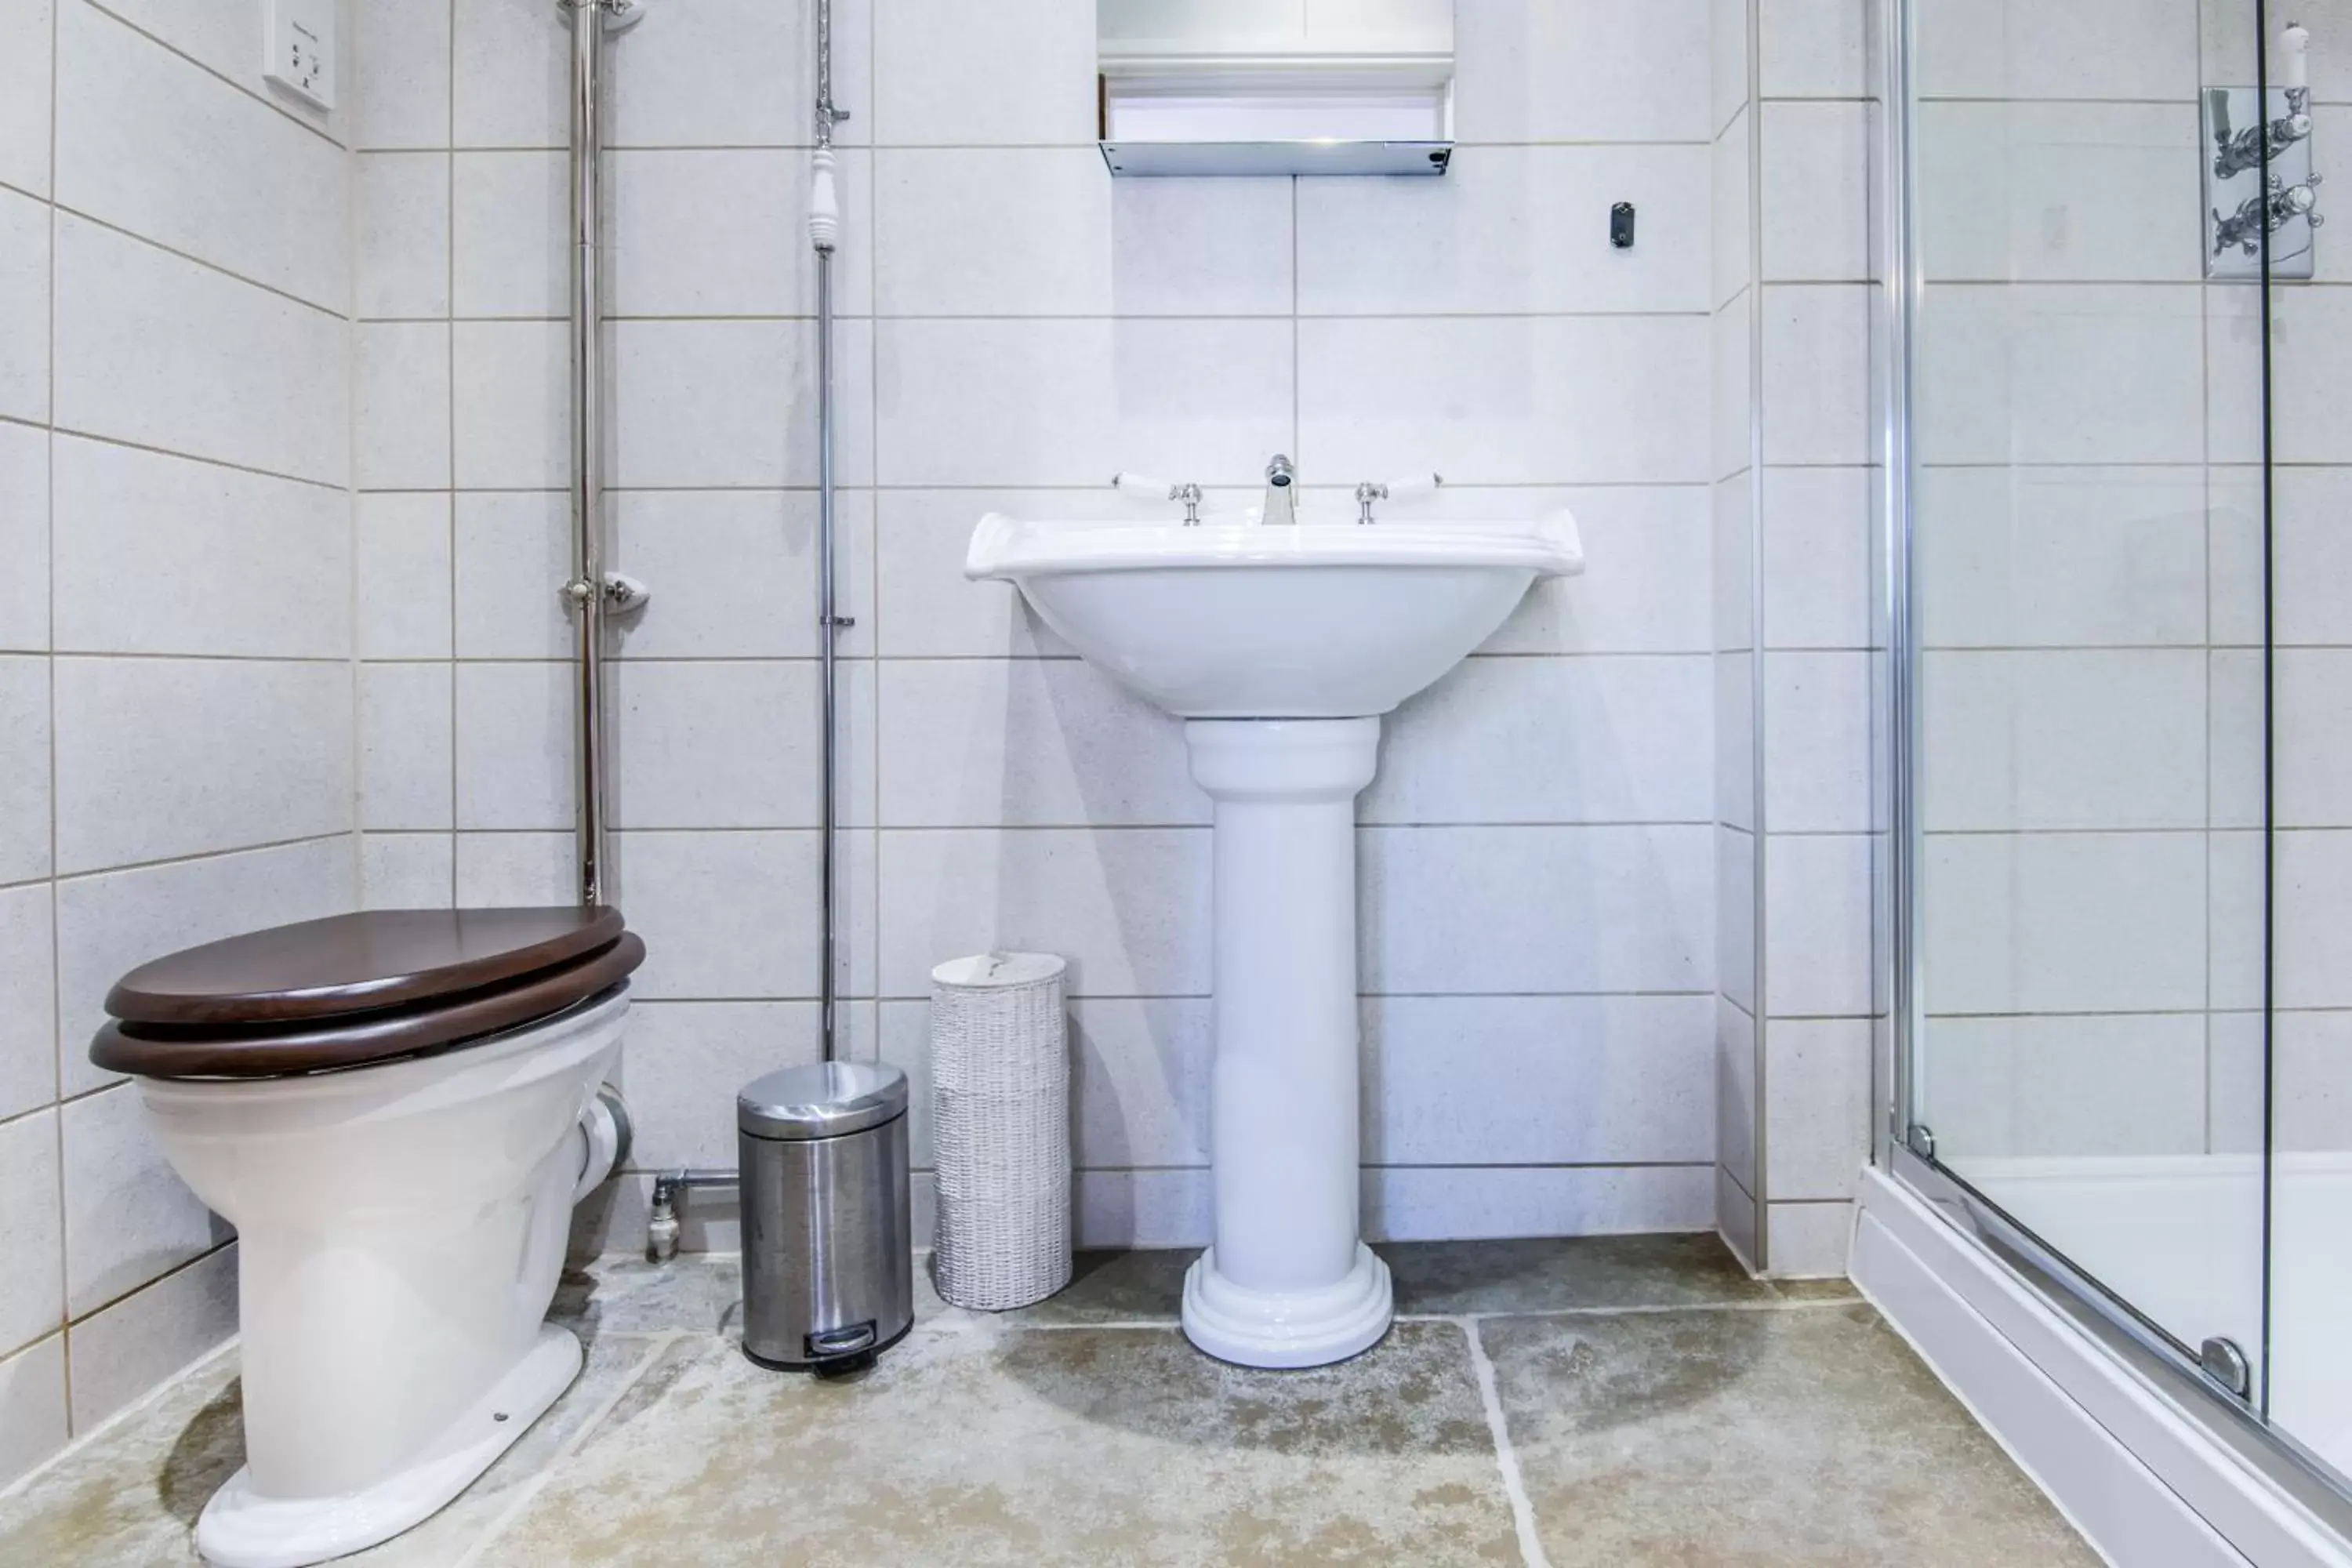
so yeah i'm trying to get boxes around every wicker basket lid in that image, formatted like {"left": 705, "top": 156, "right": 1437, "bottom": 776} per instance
{"left": 930, "top": 952, "right": 1066, "bottom": 990}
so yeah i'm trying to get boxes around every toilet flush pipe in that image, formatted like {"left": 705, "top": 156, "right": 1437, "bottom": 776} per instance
{"left": 811, "top": 0, "right": 848, "bottom": 1062}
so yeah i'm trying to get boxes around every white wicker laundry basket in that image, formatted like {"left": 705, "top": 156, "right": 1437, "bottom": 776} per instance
{"left": 928, "top": 952, "right": 1073, "bottom": 1311}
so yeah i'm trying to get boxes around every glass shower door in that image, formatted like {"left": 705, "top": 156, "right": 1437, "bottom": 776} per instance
{"left": 2251, "top": 4, "right": 2352, "bottom": 1475}
{"left": 1902, "top": 0, "right": 2270, "bottom": 1390}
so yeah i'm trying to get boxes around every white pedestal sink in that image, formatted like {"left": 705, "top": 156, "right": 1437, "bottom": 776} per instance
{"left": 966, "top": 509, "right": 1584, "bottom": 1367}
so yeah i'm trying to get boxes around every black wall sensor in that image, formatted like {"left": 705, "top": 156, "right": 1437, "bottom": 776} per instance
{"left": 1610, "top": 201, "right": 1636, "bottom": 249}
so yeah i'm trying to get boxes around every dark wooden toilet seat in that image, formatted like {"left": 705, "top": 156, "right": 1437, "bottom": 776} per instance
{"left": 91, "top": 907, "right": 646, "bottom": 1080}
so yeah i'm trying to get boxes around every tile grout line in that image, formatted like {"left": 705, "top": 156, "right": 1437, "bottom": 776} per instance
{"left": 48, "top": 198, "right": 348, "bottom": 325}
{"left": 43, "top": 651, "right": 354, "bottom": 666}
{"left": 339, "top": 477, "right": 1737, "bottom": 493}
{"left": 1451, "top": 1296, "right": 1860, "bottom": 1321}
{"left": 426, "top": 138, "right": 1786, "bottom": 152}
{"left": 1461, "top": 1317, "right": 1550, "bottom": 1568}
{"left": 1744, "top": 0, "right": 1773, "bottom": 1277}
{"left": 57, "top": 1233, "right": 236, "bottom": 1336}
{"left": 45, "top": 0, "right": 67, "bottom": 1449}
{"left": 371, "top": 309, "right": 1736, "bottom": 324}
{"left": 7, "top": 420, "right": 350, "bottom": 495}
{"left": 0, "top": 1333, "right": 241, "bottom": 1508}
{"left": 1439, "top": 1298, "right": 1863, "bottom": 1326}
{"left": 972, "top": 1296, "right": 1866, "bottom": 1334}
{"left": 20, "top": 829, "right": 355, "bottom": 895}
{"left": 449, "top": 1330, "right": 685, "bottom": 1568}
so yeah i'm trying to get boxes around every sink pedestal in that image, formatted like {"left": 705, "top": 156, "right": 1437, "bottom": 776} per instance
{"left": 1179, "top": 718, "right": 1393, "bottom": 1369}
{"left": 965, "top": 506, "right": 1585, "bottom": 1364}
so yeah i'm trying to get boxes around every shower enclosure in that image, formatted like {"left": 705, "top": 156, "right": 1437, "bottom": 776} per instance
{"left": 1885, "top": 0, "right": 2352, "bottom": 1514}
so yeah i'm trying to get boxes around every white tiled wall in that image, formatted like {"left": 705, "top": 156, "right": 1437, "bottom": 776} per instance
{"left": 0, "top": 0, "right": 356, "bottom": 1486}
{"left": 352, "top": 0, "right": 1746, "bottom": 1254}
{"left": 1713, "top": 0, "right": 1760, "bottom": 1268}
{"left": 1715, "top": 0, "right": 1881, "bottom": 1276}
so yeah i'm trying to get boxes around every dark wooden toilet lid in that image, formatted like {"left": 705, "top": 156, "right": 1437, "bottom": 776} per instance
{"left": 107, "top": 906, "right": 627, "bottom": 1025}
{"left": 92, "top": 907, "right": 644, "bottom": 1080}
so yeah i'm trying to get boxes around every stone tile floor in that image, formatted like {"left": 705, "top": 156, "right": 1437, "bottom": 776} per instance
{"left": 0, "top": 1236, "right": 2098, "bottom": 1566}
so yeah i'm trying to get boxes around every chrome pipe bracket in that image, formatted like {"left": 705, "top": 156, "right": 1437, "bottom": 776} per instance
{"left": 559, "top": 572, "right": 652, "bottom": 612}
{"left": 556, "top": 0, "right": 648, "bottom": 33}
{"left": 646, "top": 1167, "right": 735, "bottom": 1262}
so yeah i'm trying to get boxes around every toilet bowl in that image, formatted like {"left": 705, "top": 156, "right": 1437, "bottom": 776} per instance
{"left": 90, "top": 907, "right": 647, "bottom": 1568}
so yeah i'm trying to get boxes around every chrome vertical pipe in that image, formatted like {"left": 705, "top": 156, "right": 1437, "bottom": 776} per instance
{"left": 815, "top": 256, "right": 839, "bottom": 1062}
{"left": 815, "top": 0, "right": 833, "bottom": 147}
{"left": 813, "top": 0, "right": 841, "bottom": 1062}
{"left": 567, "top": 0, "right": 609, "bottom": 909}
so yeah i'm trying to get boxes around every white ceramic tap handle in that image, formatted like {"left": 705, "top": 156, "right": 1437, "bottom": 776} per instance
{"left": 1112, "top": 471, "right": 1172, "bottom": 500}
{"left": 1384, "top": 473, "right": 1443, "bottom": 503}
{"left": 2285, "top": 23, "right": 2310, "bottom": 93}
{"left": 808, "top": 148, "right": 840, "bottom": 252}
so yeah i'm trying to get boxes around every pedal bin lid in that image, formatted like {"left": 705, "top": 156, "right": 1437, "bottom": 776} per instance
{"left": 738, "top": 1060, "right": 908, "bottom": 1141}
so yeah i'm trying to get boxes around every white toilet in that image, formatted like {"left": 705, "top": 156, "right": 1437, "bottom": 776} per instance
{"left": 91, "top": 906, "right": 645, "bottom": 1568}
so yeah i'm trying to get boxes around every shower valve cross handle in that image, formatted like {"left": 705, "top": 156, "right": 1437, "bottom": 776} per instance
{"left": 2214, "top": 171, "right": 2325, "bottom": 254}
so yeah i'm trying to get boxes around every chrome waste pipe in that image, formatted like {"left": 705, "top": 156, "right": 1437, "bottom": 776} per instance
{"left": 811, "top": 0, "right": 848, "bottom": 1061}
{"left": 563, "top": 0, "right": 611, "bottom": 908}
{"left": 569, "top": 1084, "right": 635, "bottom": 1203}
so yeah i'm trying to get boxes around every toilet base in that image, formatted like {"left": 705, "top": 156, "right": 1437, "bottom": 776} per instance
{"left": 194, "top": 1325, "right": 583, "bottom": 1568}
{"left": 1181, "top": 1244, "right": 1394, "bottom": 1370}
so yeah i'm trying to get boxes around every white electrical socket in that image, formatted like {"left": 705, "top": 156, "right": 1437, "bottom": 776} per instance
{"left": 263, "top": 0, "right": 336, "bottom": 112}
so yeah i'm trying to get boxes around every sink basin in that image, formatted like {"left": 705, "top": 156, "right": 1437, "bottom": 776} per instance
{"left": 964, "top": 514, "right": 1584, "bottom": 718}
{"left": 964, "top": 506, "right": 1582, "bottom": 1370}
